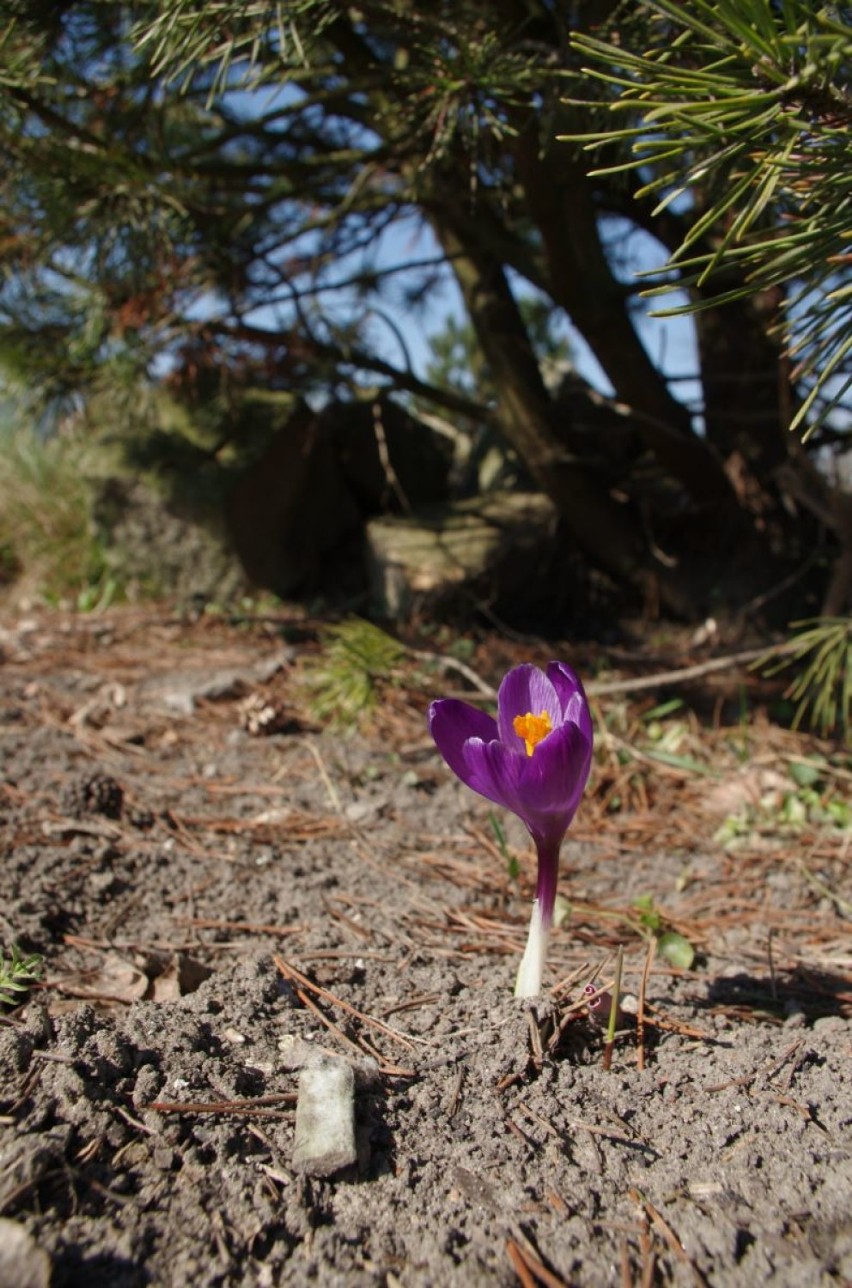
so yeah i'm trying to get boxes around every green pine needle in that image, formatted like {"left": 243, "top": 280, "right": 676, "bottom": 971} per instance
{"left": 565, "top": 0, "right": 852, "bottom": 438}
{"left": 762, "top": 617, "right": 851, "bottom": 737}
{"left": 302, "top": 617, "right": 408, "bottom": 727}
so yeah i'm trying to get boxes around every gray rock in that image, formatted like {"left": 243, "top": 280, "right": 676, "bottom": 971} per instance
{"left": 136, "top": 650, "right": 291, "bottom": 714}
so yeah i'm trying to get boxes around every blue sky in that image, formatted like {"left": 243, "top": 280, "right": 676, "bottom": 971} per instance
{"left": 238, "top": 204, "right": 704, "bottom": 426}
{"left": 211, "top": 78, "right": 704, "bottom": 419}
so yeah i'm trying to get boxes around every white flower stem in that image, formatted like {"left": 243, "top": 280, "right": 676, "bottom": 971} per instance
{"left": 514, "top": 899, "right": 550, "bottom": 999}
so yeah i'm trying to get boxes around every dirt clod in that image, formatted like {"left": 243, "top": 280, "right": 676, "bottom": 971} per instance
{"left": 61, "top": 771, "right": 124, "bottom": 820}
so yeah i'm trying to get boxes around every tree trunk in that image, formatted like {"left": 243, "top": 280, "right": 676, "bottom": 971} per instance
{"left": 512, "top": 123, "right": 737, "bottom": 509}
{"left": 695, "top": 287, "right": 789, "bottom": 477}
{"left": 436, "top": 220, "right": 699, "bottom": 617}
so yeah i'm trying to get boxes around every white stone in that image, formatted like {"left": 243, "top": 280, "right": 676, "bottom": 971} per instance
{"left": 0, "top": 1220, "right": 51, "bottom": 1288}
{"left": 292, "top": 1056, "right": 357, "bottom": 1177}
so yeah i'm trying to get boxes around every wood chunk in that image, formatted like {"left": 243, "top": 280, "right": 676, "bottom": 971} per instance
{"left": 366, "top": 491, "right": 557, "bottom": 619}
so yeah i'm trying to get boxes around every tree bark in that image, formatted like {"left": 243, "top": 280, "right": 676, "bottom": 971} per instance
{"left": 436, "top": 220, "right": 698, "bottom": 616}
{"left": 695, "top": 287, "right": 788, "bottom": 475}
{"left": 606, "top": 181, "right": 792, "bottom": 485}
{"left": 511, "top": 122, "right": 737, "bottom": 508}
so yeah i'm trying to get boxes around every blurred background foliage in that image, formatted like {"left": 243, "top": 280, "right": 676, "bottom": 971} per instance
{"left": 0, "top": 1, "right": 849, "bottom": 728}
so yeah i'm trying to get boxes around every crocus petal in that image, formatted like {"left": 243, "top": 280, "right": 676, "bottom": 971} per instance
{"left": 546, "top": 660, "right": 582, "bottom": 707}
{"left": 563, "top": 688, "right": 594, "bottom": 748}
{"left": 496, "top": 664, "right": 561, "bottom": 751}
{"left": 462, "top": 735, "right": 533, "bottom": 819}
{"left": 462, "top": 721, "right": 592, "bottom": 847}
{"left": 428, "top": 699, "right": 498, "bottom": 787}
{"left": 515, "top": 721, "right": 593, "bottom": 827}
{"left": 548, "top": 661, "right": 594, "bottom": 746}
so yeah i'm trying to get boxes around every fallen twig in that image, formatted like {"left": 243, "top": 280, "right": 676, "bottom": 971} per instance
{"left": 149, "top": 1095, "right": 296, "bottom": 1117}
{"left": 637, "top": 938, "right": 656, "bottom": 1071}
{"left": 505, "top": 1238, "right": 568, "bottom": 1288}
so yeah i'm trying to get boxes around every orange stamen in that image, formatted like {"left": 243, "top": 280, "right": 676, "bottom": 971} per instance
{"left": 513, "top": 710, "right": 553, "bottom": 757}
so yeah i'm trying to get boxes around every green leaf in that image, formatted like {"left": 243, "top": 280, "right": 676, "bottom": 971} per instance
{"left": 0, "top": 944, "right": 44, "bottom": 1008}
{"left": 488, "top": 810, "right": 508, "bottom": 853}
{"left": 642, "top": 698, "right": 685, "bottom": 722}
{"left": 657, "top": 931, "right": 695, "bottom": 970}
{"left": 787, "top": 758, "right": 823, "bottom": 788}
{"left": 632, "top": 894, "right": 662, "bottom": 932}
{"left": 642, "top": 750, "right": 715, "bottom": 776}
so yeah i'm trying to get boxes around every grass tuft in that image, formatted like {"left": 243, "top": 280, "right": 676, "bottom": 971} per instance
{"left": 0, "top": 944, "right": 44, "bottom": 1008}
{"left": 0, "top": 425, "right": 114, "bottom": 606}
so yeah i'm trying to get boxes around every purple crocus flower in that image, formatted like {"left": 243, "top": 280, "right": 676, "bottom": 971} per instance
{"left": 429, "top": 662, "right": 593, "bottom": 996}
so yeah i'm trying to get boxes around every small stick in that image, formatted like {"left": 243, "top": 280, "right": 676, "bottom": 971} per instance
{"left": 587, "top": 641, "right": 795, "bottom": 697}
{"left": 149, "top": 1095, "right": 296, "bottom": 1116}
{"left": 602, "top": 946, "right": 624, "bottom": 1072}
{"left": 640, "top": 1011, "right": 714, "bottom": 1040}
{"left": 293, "top": 986, "right": 369, "bottom": 1063}
{"left": 506, "top": 1240, "right": 536, "bottom": 1288}
{"left": 410, "top": 647, "right": 497, "bottom": 698}
{"left": 412, "top": 641, "right": 796, "bottom": 703}
{"left": 619, "top": 1240, "right": 633, "bottom": 1288}
{"left": 630, "top": 1189, "right": 709, "bottom": 1287}
{"left": 175, "top": 917, "right": 306, "bottom": 937}
{"left": 549, "top": 961, "right": 593, "bottom": 998}
{"left": 637, "top": 937, "right": 656, "bottom": 1071}
{"left": 274, "top": 955, "right": 418, "bottom": 1050}
{"left": 505, "top": 1237, "right": 569, "bottom": 1288}
{"left": 565, "top": 1119, "right": 639, "bottom": 1146}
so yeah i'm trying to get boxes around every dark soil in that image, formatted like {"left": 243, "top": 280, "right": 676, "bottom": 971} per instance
{"left": 1, "top": 608, "right": 850, "bottom": 1287}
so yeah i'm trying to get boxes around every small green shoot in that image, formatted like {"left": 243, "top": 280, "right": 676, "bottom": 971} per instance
{"left": 787, "top": 758, "right": 823, "bottom": 789}
{"left": 641, "top": 698, "right": 685, "bottom": 723}
{"left": 632, "top": 893, "right": 661, "bottom": 934}
{"left": 656, "top": 931, "right": 695, "bottom": 970}
{"left": 634, "top": 707, "right": 715, "bottom": 777}
{"left": 0, "top": 945, "right": 44, "bottom": 1008}
{"left": 632, "top": 895, "right": 695, "bottom": 969}
{"left": 715, "top": 757, "right": 851, "bottom": 847}
{"left": 77, "top": 576, "right": 119, "bottom": 614}
{"left": 447, "top": 637, "right": 475, "bottom": 662}
{"left": 602, "top": 945, "right": 623, "bottom": 1072}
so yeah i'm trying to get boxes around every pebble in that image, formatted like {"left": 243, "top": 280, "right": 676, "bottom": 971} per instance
{"left": 0, "top": 1219, "right": 51, "bottom": 1288}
